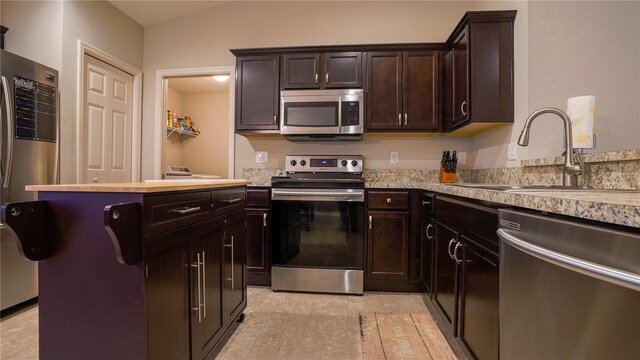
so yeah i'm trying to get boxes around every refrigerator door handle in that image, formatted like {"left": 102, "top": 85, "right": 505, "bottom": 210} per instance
{"left": 1, "top": 76, "right": 13, "bottom": 189}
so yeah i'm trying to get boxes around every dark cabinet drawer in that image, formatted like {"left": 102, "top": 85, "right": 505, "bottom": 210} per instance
{"left": 212, "top": 187, "right": 246, "bottom": 217}
{"left": 144, "top": 191, "right": 212, "bottom": 236}
{"left": 436, "top": 195, "right": 499, "bottom": 251}
{"left": 246, "top": 188, "right": 270, "bottom": 208}
{"left": 368, "top": 190, "right": 410, "bottom": 210}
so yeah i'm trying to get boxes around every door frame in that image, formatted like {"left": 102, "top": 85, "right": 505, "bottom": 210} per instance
{"left": 77, "top": 41, "right": 142, "bottom": 183}
{"left": 153, "top": 67, "right": 236, "bottom": 180}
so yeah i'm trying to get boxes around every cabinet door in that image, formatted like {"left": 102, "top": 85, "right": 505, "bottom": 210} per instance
{"left": 403, "top": 51, "right": 439, "bottom": 131}
{"left": 458, "top": 235, "right": 499, "bottom": 360}
{"left": 190, "top": 219, "right": 225, "bottom": 360}
{"left": 420, "top": 215, "right": 435, "bottom": 296}
{"left": 367, "top": 211, "right": 409, "bottom": 280}
{"left": 452, "top": 27, "right": 469, "bottom": 127}
{"left": 146, "top": 235, "right": 191, "bottom": 360}
{"left": 223, "top": 210, "right": 247, "bottom": 325}
{"left": 366, "top": 52, "right": 403, "bottom": 130}
{"left": 235, "top": 55, "right": 280, "bottom": 131}
{"left": 434, "top": 221, "right": 459, "bottom": 334}
{"left": 246, "top": 208, "right": 269, "bottom": 275}
{"left": 442, "top": 50, "right": 454, "bottom": 131}
{"left": 324, "top": 52, "right": 362, "bottom": 88}
{"left": 283, "top": 53, "right": 320, "bottom": 89}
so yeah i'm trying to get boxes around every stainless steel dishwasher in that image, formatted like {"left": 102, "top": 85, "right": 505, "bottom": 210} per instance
{"left": 498, "top": 209, "right": 640, "bottom": 359}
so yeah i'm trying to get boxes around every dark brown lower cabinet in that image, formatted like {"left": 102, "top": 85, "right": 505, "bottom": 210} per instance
{"left": 433, "top": 195, "right": 501, "bottom": 360}
{"left": 246, "top": 188, "right": 271, "bottom": 286}
{"left": 191, "top": 218, "right": 225, "bottom": 359}
{"left": 458, "top": 234, "right": 499, "bottom": 360}
{"left": 222, "top": 210, "right": 247, "bottom": 327}
{"left": 147, "top": 231, "right": 191, "bottom": 360}
{"left": 434, "top": 221, "right": 459, "bottom": 332}
{"left": 367, "top": 211, "right": 410, "bottom": 280}
{"left": 420, "top": 214, "right": 435, "bottom": 297}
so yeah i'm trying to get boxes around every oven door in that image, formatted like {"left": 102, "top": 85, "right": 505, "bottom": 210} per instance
{"left": 280, "top": 90, "right": 363, "bottom": 135}
{"left": 271, "top": 188, "right": 365, "bottom": 270}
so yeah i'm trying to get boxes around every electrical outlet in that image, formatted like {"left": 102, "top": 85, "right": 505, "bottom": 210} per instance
{"left": 457, "top": 151, "right": 467, "bottom": 165}
{"left": 507, "top": 143, "right": 518, "bottom": 161}
{"left": 390, "top": 152, "right": 399, "bottom": 164}
{"left": 255, "top": 151, "right": 268, "bottom": 164}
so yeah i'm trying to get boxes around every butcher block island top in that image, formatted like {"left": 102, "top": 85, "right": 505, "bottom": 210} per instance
{"left": 25, "top": 179, "right": 250, "bottom": 193}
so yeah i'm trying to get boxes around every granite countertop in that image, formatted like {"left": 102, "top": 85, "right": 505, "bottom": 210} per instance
{"left": 26, "top": 179, "right": 250, "bottom": 193}
{"left": 366, "top": 182, "right": 640, "bottom": 228}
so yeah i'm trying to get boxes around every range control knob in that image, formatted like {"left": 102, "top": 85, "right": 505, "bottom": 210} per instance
{"left": 300, "top": 160, "right": 307, "bottom": 166}
{"left": 351, "top": 160, "right": 359, "bottom": 167}
{"left": 290, "top": 160, "right": 297, "bottom": 166}
{"left": 341, "top": 160, "right": 348, "bottom": 167}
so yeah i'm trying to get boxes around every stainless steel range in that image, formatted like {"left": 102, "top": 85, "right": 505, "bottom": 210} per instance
{"left": 271, "top": 155, "right": 365, "bottom": 295}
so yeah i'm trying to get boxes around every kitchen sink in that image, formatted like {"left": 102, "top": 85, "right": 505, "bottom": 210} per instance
{"left": 451, "top": 183, "right": 640, "bottom": 193}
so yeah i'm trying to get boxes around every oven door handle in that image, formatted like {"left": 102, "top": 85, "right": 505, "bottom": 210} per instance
{"left": 272, "top": 189, "right": 364, "bottom": 202}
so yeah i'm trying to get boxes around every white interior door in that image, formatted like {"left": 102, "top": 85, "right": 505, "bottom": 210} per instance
{"left": 83, "top": 54, "right": 133, "bottom": 183}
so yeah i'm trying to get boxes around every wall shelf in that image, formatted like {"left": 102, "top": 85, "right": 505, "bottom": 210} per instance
{"left": 166, "top": 127, "right": 199, "bottom": 138}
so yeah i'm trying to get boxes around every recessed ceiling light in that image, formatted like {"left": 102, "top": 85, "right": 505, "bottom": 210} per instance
{"left": 213, "top": 74, "right": 230, "bottom": 82}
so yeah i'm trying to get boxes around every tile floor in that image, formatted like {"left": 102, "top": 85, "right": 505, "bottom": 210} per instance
{"left": 0, "top": 287, "right": 460, "bottom": 360}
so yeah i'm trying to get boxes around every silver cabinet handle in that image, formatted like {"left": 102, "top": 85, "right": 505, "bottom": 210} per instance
{"left": 369, "top": 215, "right": 372, "bottom": 230}
{"left": 263, "top": 212, "right": 267, "bottom": 227}
{"left": 315, "top": 73, "right": 318, "bottom": 84}
{"left": 325, "top": 72, "right": 329, "bottom": 84}
{"left": 404, "top": 113, "right": 408, "bottom": 126}
{"left": 461, "top": 100, "right": 468, "bottom": 116}
{"left": 1, "top": 76, "right": 14, "bottom": 189}
{"left": 201, "top": 250, "right": 206, "bottom": 319}
{"left": 498, "top": 229, "right": 640, "bottom": 292}
{"left": 192, "top": 252, "right": 202, "bottom": 322}
{"left": 448, "top": 238, "right": 456, "bottom": 259}
{"left": 453, "top": 242, "right": 463, "bottom": 264}
{"left": 274, "top": 115, "right": 277, "bottom": 123}
{"left": 426, "top": 224, "right": 434, "bottom": 240}
{"left": 172, "top": 206, "right": 201, "bottom": 215}
{"left": 222, "top": 197, "right": 243, "bottom": 204}
{"left": 398, "top": 113, "right": 402, "bottom": 126}
{"left": 422, "top": 201, "right": 431, "bottom": 206}
{"left": 386, "top": 198, "right": 392, "bottom": 204}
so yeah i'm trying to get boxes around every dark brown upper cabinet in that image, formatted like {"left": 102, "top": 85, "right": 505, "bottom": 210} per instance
{"left": 235, "top": 55, "right": 280, "bottom": 132}
{"left": 443, "top": 11, "right": 516, "bottom": 134}
{"left": 282, "top": 52, "right": 362, "bottom": 89}
{"left": 366, "top": 51, "right": 439, "bottom": 132}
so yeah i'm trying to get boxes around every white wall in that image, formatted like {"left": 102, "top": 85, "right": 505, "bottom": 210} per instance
{"left": 142, "top": 1, "right": 503, "bottom": 179}
{"left": 60, "top": 1, "right": 143, "bottom": 183}
{"left": 181, "top": 92, "right": 229, "bottom": 178}
{"left": 1, "top": 1, "right": 63, "bottom": 70}
{"left": 525, "top": 1, "right": 640, "bottom": 160}
{"left": 1, "top": 1, "right": 143, "bottom": 183}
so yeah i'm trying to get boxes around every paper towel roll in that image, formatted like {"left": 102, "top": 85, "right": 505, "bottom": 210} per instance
{"left": 567, "top": 95, "right": 596, "bottom": 149}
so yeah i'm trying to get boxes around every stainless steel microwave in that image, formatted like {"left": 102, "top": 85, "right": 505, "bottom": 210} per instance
{"left": 280, "top": 89, "right": 364, "bottom": 135}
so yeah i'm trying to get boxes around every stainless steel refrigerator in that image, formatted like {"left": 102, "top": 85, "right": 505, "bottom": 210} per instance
{"left": 1, "top": 49, "right": 59, "bottom": 311}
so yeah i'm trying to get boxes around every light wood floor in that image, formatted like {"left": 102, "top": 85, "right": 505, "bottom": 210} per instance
{"left": 0, "top": 287, "right": 460, "bottom": 360}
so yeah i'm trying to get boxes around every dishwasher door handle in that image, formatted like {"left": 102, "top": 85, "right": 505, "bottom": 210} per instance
{"left": 498, "top": 229, "right": 640, "bottom": 292}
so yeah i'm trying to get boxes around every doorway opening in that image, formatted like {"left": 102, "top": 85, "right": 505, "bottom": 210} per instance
{"left": 154, "top": 67, "right": 235, "bottom": 179}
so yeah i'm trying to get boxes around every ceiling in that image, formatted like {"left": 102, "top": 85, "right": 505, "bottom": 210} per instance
{"left": 109, "top": 1, "right": 227, "bottom": 27}
{"left": 167, "top": 76, "right": 230, "bottom": 94}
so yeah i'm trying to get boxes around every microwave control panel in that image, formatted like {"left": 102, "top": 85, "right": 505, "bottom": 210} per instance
{"left": 341, "top": 101, "right": 360, "bottom": 126}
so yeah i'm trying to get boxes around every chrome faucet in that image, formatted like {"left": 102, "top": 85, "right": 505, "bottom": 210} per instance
{"left": 517, "top": 107, "right": 583, "bottom": 187}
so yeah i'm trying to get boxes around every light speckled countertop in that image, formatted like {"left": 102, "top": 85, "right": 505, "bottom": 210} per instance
{"left": 366, "top": 182, "right": 640, "bottom": 228}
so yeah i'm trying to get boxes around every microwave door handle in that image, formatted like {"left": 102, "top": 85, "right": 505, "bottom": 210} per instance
{"left": 338, "top": 97, "right": 342, "bottom": 132}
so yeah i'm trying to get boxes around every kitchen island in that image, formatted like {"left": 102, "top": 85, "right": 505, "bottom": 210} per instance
{"left": 1, "top": 180, "right": 249, "bottom": 360}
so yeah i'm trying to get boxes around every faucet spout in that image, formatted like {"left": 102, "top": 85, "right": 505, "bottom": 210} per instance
{"left": 517, "top": 107, "right": 583, "bottom": 187}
